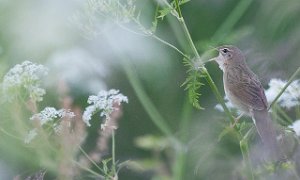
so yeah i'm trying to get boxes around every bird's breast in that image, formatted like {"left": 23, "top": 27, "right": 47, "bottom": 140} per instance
{"left": 223, "top": 72, "right": 250, "bottom": 115}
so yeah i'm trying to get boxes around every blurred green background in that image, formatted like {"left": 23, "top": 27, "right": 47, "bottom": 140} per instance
{"left": 0, "top": 0, "right": 300, "bottom": 179}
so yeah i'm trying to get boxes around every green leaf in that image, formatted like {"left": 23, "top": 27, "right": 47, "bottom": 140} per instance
{"left": 157, "top": 0, "right": 191, "bottom": 19}
{"left": 179, "top": 0, "right": 191, "bottom": 5}
{"left": 218, "top": 127, "right": 233, "bottom": 142}
{"left": 218, "top": 126, "right": 241, "bottom": 142}
{"left": 181, "top": 57, "right": 206, "bottom": 109}
{"left": 158, "top": 7, "right": 172, "bottom": 19}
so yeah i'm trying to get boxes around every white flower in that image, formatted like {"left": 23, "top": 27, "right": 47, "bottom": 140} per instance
{"left": 30, "top": 107, "right": 75, "bottom": 125}
{"left": 82, "top": 89, "right": 128, "bottom": 127}
{"left": 289, "top": 120, "right": 300, "bottom": 136}
{"left": 1, "top": 61, "right": 48, "bottom": 102}
{"left": 24, "top": 128, "right": 38, "bottom": 144}
{"left": 265, "top": 79, "right": 300, "bottom": 109}
{"left": 25, "top": 107, "right": 75, "bottom": 143}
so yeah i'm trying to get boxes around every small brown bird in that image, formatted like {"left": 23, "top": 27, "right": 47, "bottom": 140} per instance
{"left": 214, "top": 45, "right": 280, "bottom": 160}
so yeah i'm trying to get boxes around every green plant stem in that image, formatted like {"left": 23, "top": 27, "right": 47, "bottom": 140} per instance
{"left": 176, "top": 14, "right": 235, "bottom": 123}
{"left": 112, "top": 130, "right": 116, "bottom": 175}
{"left": 173, "top": 97, "right": 192, "bottom": 180}
{"left": 0, "top": 127, "right": 22, "bottom": 140}
{"left": 78, "top": 145, "right": 104, "bottom": 174}
{"left": 152, "top": 34, "right": 189, "bottom": 59}
{"left": 174, "top": 0, "right": 183, "bottom": 18}
{"left": 296, "top": 105, "right": 300, "bottom": 118}
{"left": 106, "top": 34, "right": 182, "bottom": 148}
{"left": 268, "top": 67, "right": 300, "bottom": 110}
{"left": 179, "top": 96, "right": 193, "bottom": 141}
{"left": 178, "top": 17, "right": 201, "bottom": 60}
{"left": 170, "top": 2, "right": 254, "bottom": 177}
{"left": 73, "top": 160, "right": 103, "bottom": 178}
{"left": 240, "top": 138, "right": 254, "bottom": 180}
{"left": 173, "top": 150, "right": 186, "bottom": 180}
{"left": 122, "top": 60, "right": 173, "bottom": 137}
{"left": 275, "top": 105, "right": 293, "bottom": 124}
{"left": 203, "top": 69, "right": 235, "bottom": 124}
{"left": 239, "top": 127, "right": 254, "bottom": 179}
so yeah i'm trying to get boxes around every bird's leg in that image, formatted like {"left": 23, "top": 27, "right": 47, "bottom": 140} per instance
{"left": 231, "top": 113, "right": 244, "bottom": 128}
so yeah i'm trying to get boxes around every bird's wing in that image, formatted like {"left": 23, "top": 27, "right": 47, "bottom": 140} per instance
{"left": 226, "top": 65, "right": 268, "bottom": 110}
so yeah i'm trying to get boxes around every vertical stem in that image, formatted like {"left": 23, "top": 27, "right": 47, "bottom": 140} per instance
{"left": 178, "top": 17, "right": 201, "bottom": 60}
{"left": 203, "top": 69, "right": 235, "bottom": 124}
{"left": 173, "top": 97, "right": 192, "bottom": 180}
{"left": 174, "top": 0, "right": 183, "bottom": 18}
{"left": 171, "top": 4, "right": 236, "bottom": 122}
{"left": 112, "top": 130, "right": 116, "bottom": 175}
{"left": 240, "top": 138, "right": 254, "bottom": 180}
{"left": 177, "top": 15, "right": 235, "bottom": 123}
{"left": 296, "top": 105, "right": 300, "bottom": 119}
{"left": 122, "top": 61, "right": 173, "bottom": 137}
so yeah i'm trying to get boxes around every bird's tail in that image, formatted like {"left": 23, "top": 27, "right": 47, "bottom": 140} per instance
{"left": 252, "top": 109, "right": 282, "bottom": 161}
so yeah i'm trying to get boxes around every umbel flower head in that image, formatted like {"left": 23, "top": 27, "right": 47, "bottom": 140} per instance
{"left": 83, "top": 89, "right": 128, "bottom": 129}
{"left": 30, "top": 107, "right": 75, "bottom": 125}
{"left": 1, "top": 61, "right": 48, "bottom": 102}
{"left": 25, "top": 107, "right": 75, "bottom": 143}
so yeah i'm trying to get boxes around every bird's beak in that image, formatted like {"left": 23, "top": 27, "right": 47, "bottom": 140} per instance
{"left": 206, "top": 57, "right": 216, "bottom": 62}
{"left": 210, "top": 46, "right": 220, "bottom": 52}
{"left": 203, "top": 46, "right": 219, "bottom": 64}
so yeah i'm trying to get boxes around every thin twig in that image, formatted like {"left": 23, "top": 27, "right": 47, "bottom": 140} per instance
{"left": 152, "top": 35, "right": 189, "bottom": 59}
{"left": 268, "top": 67, "right": 300, "bottom": 110}
{"left": 0, "top": 127, "right": 22, "bottom": 140}
{"left": 78, "top": 145, "right": 105, "bottom": 174}
{"left": 73, "top": 160, "right": 103, "bottom": 178}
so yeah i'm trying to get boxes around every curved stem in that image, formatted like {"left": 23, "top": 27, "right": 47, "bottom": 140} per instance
{"left": 268, "top": 67, "right": 300, "bottom": 110}
{"left": 122, "top": 60, "right": 173, "bottom": 137}
{"left": 152, "top": 34, "right": 189, "bottom": 59}
{"left": 78, "top": 145, "right": 104, "bottom": 174}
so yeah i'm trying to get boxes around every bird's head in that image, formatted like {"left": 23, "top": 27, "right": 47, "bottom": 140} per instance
{"left": 214, "top": 45, "right": 246, "bottom": 70}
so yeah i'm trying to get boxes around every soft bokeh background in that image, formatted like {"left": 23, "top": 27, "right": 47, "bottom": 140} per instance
{"left": 0, "top": 0, "right": 300, "bottom": 179}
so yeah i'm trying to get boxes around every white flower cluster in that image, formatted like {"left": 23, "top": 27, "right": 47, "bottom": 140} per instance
{"left": 1, "top": 61, "right": 48, "bottom": 102}
{"left": 265, "top": 79, "right": 300, "bottom": 109}
{"left": 215, "top": 79, "right": 300, "bottom": 112}
{"left": 25, "top": 107, "right": 75, "bottom": 143}
{"left": 289, "top": 120, "right": 300, "bottom": 136}
{"left": 82, "top": 89, "right": 128, "bottom": 128}
{"left": 30, "top": 107, "right": 75, "bottom": 125}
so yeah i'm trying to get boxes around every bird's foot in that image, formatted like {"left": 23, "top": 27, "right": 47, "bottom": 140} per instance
{"left": 230, "top": 113, "right": 244, "bottom": 128}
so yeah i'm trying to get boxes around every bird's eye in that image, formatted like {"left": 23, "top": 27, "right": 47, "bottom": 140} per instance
{"left": 222, "top": 48, "right": 229, "bottom": 53}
